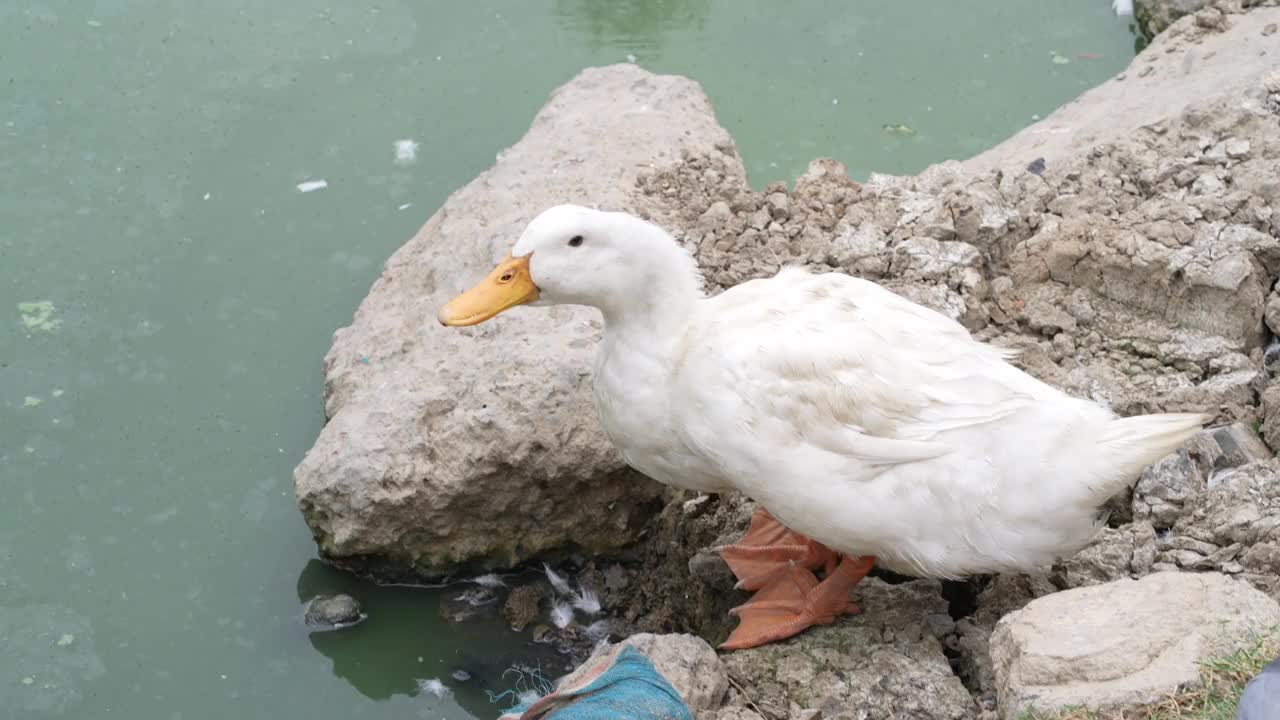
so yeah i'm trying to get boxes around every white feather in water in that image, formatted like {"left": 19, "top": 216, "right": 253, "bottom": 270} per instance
{"left": 571, "top": 586, "right": 601, "bottom": 615}
{"left": 584, "top": 619, "right": 611, "bottom": 641}
{"left": 550, "top": 601, "right": 574, "bottom": 629}
{"left": 543, "top": 563, "right": 573, "bottom": 596}
{"left": 417, "top": 678, "right": 449, "bottom": 698}
{"left": 470, "top": 573, "right": 507, "bottom": 588}
{"left": 1112, "top": 0, "right": 1133, "bottom": 15}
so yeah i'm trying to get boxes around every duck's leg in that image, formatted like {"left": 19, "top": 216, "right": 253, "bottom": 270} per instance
{"left": 719, "top": 554, "right": 876, "bottom": 651}
{"left": 717, "top": 507, "right": 838, "bottom": 591}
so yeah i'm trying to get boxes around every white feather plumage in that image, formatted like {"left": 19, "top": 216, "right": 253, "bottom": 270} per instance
{"left": 550, "top": 601, "right": 574, "bottom": 629}
{"left": 458, "top": 205, "right": 1207, "bottom": 584}
{"left": 542, "top": 563, "right": 573, "bottom": 596}
{"left": 571, "top": 586, "right": 601, "bottom": 615}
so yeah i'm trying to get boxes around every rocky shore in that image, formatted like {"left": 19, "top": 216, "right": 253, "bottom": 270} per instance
{"left": 294, "top": 2, "right": 1280, "bottom": 717}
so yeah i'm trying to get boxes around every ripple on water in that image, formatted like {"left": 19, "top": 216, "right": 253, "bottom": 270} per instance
{"left": 0, "top": 604, "right": 106, "bottom": 714}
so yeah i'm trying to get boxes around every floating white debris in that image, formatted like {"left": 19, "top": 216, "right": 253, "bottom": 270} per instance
{"left": 543, "top": 563, "right": 573, "bottom": 596}
{"left": 470, "top": 573, "right": 507, "bottom": 589}
{"left": 550, "top": 601, "right": 573, "bottom": 629}
{"left": 397, "top": 202, "right": 413, "bottom": 211}
{"left": 1051, "top": 52, "right": 1070, "bottom": 65}
{"left": 21, "top": 677, "right": 33, "bottom": 686}
{"left": 626, "top": 53, "right": 637, "bottom": 63}
{"left": 453, "top": 587, "right": 497, "bottom": 606}
{"left": 517, "top": 689, "right": 540, "bottom": 706}
{"left": 584, "top": 619, "right": 611, "bottom": 641}
{"left": 51, "top": 388, "right": 64, "bottom": 398}
{"left": 18, "top": 301, "right": 61, "bottom": 332}
{"left": 832, "top": 98, "right": 839, "bottom": 105}
{"left": 394, "top": 139, "right": 419, "bottom": 165}
{"left": 203, "top": 192, "right": 211, "bottom": 200}
{"left": 417, "top": 677, "right": 449, "bottom": 698}
{"left": 571, "top": 586, "right": 601, "bottom": 615}
{"left": 87, "top": 19, "right": 102, "bottom": 27}
{"left": 57, "top": 634, "right": 74, "bottom": 646}
{"left": 23, "top": 396, "right": 41, "bottom": 408}
{"left": 296, "top": 179, "right": 328, "bottom": 193}
{"left": 451, "top": 669, "right": 471, "bottom": 682}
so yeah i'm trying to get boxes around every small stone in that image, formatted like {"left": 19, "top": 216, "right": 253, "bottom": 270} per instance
{"left": 698, "top": 201, "right": 732, "bottom": 229}
{"left": 1264, "top": 23, "right": 1278, "bottom": 37}
{"left": 1224, "top": 138, "right": 1251, "bottom": 159}
{"left": 1262, "top": 385, "right": 1280, "bottom": 453}
{"left": 1051, "top": 333, "right": 1076, "bottom": 358}
{"left": 304, "top": 594, "right": 365, "bottom": 630}
{"left": 502, "top": 585, "right": 543, "bottom": 631}
{"left": 1191, "top": 173, "right": 1224, "bottom": 196}
{"left": 1206, "top": 423, "right": 1274, "bottom": 478}
{"left": 765, "top": 192, "right": 791, "bottom": 220}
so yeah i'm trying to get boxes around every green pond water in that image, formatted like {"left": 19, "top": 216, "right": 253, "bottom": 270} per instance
{"left": 1, "top": 1, "right": 1136, "bottom": 718}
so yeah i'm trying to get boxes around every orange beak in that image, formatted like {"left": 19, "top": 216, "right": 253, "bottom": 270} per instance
{"left": 437, "top": 253, "right": 539, "bottom": 327}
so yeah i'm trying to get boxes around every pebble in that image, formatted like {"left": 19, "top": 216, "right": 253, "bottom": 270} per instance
{"left": 1225, "top": 138, "right": 1251, "bottom": 159}
{"left": 304, "top": 593, "right": 365, "bottom": 630}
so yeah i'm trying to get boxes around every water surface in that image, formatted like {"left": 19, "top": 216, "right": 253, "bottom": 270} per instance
{"left": 1, "top": 2, "right": 1134, "bottom": 718}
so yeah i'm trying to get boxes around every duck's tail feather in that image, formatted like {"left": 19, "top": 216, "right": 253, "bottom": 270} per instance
{"left": 1085, "top": 412, "right": 1210, "bottom": 504}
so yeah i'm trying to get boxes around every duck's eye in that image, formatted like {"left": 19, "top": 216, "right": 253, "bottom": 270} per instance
{"left": 499, "top": 272, "right": 514, "bottom": 282}
{"left": 568, "top": 235, "right": 584, "bottom": 247}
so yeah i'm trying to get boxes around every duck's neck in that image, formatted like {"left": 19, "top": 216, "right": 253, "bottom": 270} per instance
{"left": 596, "top": 265, "right": 701, "bottom": 391}
{"left": 601, "top": 286, "right": 698, "bottom": 341}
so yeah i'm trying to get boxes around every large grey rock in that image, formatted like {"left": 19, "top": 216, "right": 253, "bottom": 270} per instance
{"left": 293, "top": 64, "right": 745, "bottom": 577}
{"left": 990, "top": 572, "right": 1280, "bottom": 718}
{"left": 1132, "top": 424, "right": 1274, "bottom": 527}
{"left": 965, "top": 5, "right": 1280, "bottom": 176}
{"left": 1134, "top": 0, "right": 1213, "bottom": 37}
{"left": 720, "top": 579, "right": 976, "bottom": 720}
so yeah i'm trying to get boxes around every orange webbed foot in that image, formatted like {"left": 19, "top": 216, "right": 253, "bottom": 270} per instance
{"left": 716, "top": 508, "right": 838, "bottom": 591}
{"left": 719, "top": 554, "right": 876, "bottom": 651}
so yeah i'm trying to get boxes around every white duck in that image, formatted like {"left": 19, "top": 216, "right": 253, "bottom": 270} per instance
{"left": 438, "top": 205, "right": 1206, "bottom": 649}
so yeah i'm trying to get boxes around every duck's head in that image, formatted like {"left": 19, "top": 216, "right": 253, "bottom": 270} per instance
{"left": 437, "top": 204, "right": 700, "bottom": 327}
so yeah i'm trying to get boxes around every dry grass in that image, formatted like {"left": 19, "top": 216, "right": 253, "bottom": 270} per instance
{"left": 1023, "top": 630, "right": 1279, "bottom": 720}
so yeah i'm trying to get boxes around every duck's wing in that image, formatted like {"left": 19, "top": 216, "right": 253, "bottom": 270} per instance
{"left": 672, "top": 269, "right": 1045, "bottom": 475}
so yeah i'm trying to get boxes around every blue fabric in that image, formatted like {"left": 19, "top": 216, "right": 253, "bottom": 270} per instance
{"left": 498, "top": 646, "right": 692, "bottom": 720}
{"left": 1237, "top": 657, "right": 1280, "bottom": 720}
